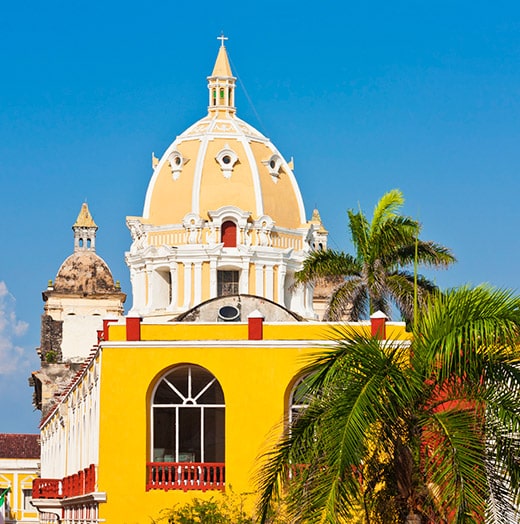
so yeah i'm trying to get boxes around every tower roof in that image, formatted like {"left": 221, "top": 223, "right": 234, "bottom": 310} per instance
{"left": 74, "top": 203, "right": 97, "bottom": 228}
{"left": 211, "top": 39, "right": 233, "bottom": 77}
{"left": 53, "top": 251, "right": 119, "bottom": 295}
{"left": 49, "top": 204, "right": 124, "bottom": 298}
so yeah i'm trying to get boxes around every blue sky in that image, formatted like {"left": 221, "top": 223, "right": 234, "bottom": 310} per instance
{"left": 1, "top": 1, "right": 520, "bottom": 432}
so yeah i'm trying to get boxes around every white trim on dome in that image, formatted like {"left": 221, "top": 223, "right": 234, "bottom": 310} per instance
{"left": 192, "top": 133, "right": 211, "bottom": 217}
{"left": 236, "top": 133, "right": 264, "bottom": 217}
{"left": 142, "top": 112, "right": 307, "bottom": 226}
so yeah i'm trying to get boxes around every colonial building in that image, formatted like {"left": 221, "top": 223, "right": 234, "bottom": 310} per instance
{"left": 30, "top": 204, "right": 126, "bottom": 417}
{"left": 30, "top": 40, "right": 411, "bottom": 523}
{"left": 0, "top": 434, "right": 40, "bottom": 523}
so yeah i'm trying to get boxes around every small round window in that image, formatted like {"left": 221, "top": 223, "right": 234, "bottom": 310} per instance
{"left": 174, "top": 156, "right": 182, "bottom": 166}
{"left": 222, "top": 155, "right": 231, "bottom": 165}
{"left": 269, "top": 160, "right": 276, "bottom": 169}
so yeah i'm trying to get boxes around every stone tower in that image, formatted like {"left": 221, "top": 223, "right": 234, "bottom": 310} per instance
{"left": 30, "top": 203, "right": 126, "bottom": 416}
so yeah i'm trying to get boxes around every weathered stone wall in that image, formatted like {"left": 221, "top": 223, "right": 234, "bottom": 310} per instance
{"left": 38, "top": 314, "right": 63, "bottom": 363}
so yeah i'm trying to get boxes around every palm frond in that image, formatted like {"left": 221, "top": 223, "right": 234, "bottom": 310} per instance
{"left": 347, "top": 209, "right": 370, "bottom": 260}
{"left": 394, "top": 240, "right": 456, "bottom": 268}
{"left": 370, "top": 189, "right": 405, "bottom": 234}
{"left": 421, "top": 404, "right": 488, "bottom": 522}
{"left": 295, "top": 250, "right": 361, "bottom": 285}
{"left": 414, "top": 285, "right": 520, "bottom": 382}
{"left": 385, "top": 270, "right": 437, "bottom": 323}
{"left": 257, "top": 331, "right": 418, "bottom": 523}
{"left": 325, "top": 277, "right": 367, "bottom": 321}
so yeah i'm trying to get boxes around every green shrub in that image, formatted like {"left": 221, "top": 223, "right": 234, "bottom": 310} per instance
{"left": 154, "top": 491, "right": 254, "bottom": 524}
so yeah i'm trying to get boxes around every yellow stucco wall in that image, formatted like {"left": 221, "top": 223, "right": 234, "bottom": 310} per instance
{"left": 0, "top": 466, "right": 39, "bottom": 523}
{"left": 96, "top": 321, "right": 410, "bottom": 522}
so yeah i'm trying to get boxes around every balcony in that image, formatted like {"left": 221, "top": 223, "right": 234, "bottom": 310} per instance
{"left": 146, "top": 462, "right": 225, "bottom": 492}
{"left": 33, "top": 464, "right": 96, "bottom": 499}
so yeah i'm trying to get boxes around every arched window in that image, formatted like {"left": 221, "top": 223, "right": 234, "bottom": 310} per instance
{"left": 151, "top": 365, "right": 225, "bottom": 464}
{"left": 221, "top": 220, "right": 237, "bottom": 247}
{"left": 154, "top": 268, "right": 172, "bottom": 310}
{"left": 289, "top": 375, "right": 314, "bottom": 425}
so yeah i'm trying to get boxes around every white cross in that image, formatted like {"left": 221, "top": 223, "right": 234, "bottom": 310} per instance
{"left": 217, "top": 33, "right": 228, "bottom": 47}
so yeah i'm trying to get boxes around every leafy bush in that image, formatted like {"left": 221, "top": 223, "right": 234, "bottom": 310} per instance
{"left": 154, "top": 491, "right": 254, "bottom": 524}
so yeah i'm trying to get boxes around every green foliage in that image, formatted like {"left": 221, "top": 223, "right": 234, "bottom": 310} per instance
{"left": 154, "top": 491, "right": 254, "bottom": 524}
{"left": 258, "top": 285, "right": 520, "bottom": 523}
{"left": 296, "top": 189, "right": 456, "bottom": 322}
{"left": 44, "top": 350, "right": 58, "bottom": 363}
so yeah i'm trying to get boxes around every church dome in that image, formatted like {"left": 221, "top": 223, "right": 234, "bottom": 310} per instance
{"left": 53, "top": 251, "right": 117, "bottom": 295}
{"left": 142, "top": 42, "right": 307, "bottom": 229}
{"left": 125, "top": 40, "right": 325, "bottom": 320}
{"left": 49, "top": 203, "right": 123, "bottom": 297}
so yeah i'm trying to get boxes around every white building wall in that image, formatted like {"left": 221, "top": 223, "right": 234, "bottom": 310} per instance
{"left": 40, "top": 356, "right": 101, "bottom": 480}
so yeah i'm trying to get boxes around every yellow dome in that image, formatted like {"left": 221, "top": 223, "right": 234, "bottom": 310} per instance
{"left": 142, "top": 43, "right": 307, "bottom": 230}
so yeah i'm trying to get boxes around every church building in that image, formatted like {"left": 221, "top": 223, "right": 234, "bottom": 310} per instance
{"left": 30, "top": 40, "right": 410, "bottom": 523}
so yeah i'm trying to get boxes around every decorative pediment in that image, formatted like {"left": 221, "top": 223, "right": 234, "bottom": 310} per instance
{"left": 215, "top": 145, "right": 239, "bottom": 179}
{"left": 168, "top": 150, "right": 189, "bottom": 180}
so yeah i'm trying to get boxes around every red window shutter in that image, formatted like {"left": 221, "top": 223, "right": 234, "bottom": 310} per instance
{"left": 221, "top": 221, "right": 237, "bottom": 247}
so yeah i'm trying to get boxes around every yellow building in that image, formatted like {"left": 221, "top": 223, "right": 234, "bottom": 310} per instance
{"left": 31, "top": 40, "right": 411, "bottom": 523}
{"left": 0, "top": 434, "right": 40, "bottom": 524}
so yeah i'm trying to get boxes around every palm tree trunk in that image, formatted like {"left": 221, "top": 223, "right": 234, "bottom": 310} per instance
{"left": 406, "top": 512, "right": 421, "bottom": 524}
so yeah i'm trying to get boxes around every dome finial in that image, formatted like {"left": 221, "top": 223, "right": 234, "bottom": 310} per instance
{"left": 217, "top": 32, "right": 228, "bottom": 48}
{"left": 208, "top": 36, "right": 236, "bottom": 113}
{"left": 73, "top": 203, "right": 98, "bottom": 253}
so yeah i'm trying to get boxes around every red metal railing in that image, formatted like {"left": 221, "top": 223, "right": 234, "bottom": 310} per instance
{"left": 32, "top": 478, "right": 62, "bottom": 499}
{"left": 146, "top": 462, "right": 225, "bottom": 492}
{"left": 33, "top": 464, "right": 96, "bottom": 499}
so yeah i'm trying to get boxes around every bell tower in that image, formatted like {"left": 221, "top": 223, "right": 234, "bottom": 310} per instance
{"left": 73, "top": 202, "right": 98, "bottom": 252}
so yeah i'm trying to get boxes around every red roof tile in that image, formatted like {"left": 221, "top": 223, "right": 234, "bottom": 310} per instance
{"left": 0, "top": 434, "right": 40, "bottom": 459}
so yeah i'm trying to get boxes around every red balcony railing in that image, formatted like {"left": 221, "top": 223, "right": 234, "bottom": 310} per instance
{"left": 32, "top": 478, "right": 63, "bottom": 499}
{"left": 146, "top": 462, "right": 225, "bottom": 492}
{"left": 33, "top": 464, "right": 96, "bottom": 499}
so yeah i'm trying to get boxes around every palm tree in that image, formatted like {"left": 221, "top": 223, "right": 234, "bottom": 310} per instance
{"left": 298, "top": 189, "right": 455, "bottom": 322}
{"left": 257, "top": 286, "right": 520, "bottom": 523}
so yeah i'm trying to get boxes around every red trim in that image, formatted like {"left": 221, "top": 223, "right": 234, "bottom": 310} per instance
{"left": 248, "top": 317, "right": 263, "bottom": 340}
{"left": 146, "top": 462, "right": 225, "bottom": 492}
{"left": 370, "top": 317, "right": 386, "bottom": 339}
{"left": 103, "top": 319, "right": 117, "bottom": 342}
{"left": 221, "top": 221, "right": 237, "bottom": 247}
{"left": 126, "top": 317, "right": 141, "bottom": 341}
{"left": 33, "top": 464, "right": 96, "bottom": 499}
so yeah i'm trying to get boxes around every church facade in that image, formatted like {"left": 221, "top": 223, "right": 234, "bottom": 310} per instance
{"left": 30, "top": 41, "right": 410, "bottom": 523}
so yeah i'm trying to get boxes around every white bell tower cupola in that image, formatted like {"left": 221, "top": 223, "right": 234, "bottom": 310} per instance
{"left": 207, "top": 35, "right": 236, "bottom": 114}
{"left": 73, "top": 202, "right": 98, "bottom": 252}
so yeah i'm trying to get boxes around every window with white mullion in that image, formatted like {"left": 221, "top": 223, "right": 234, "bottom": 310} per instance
{"left": 193, "top": 378, "right": 216, "bottom": 402}
{"left": 187, "top": 367, "right": 193, "bottom": 402}
{"left": 175, "top": 406, "right": 179, "bottom": 462}
{"left": 163, "top": 378, "right": 185, "bottom": 402}
{"left": 200, "top": 406, "right": 205, "bottom": 463}
{"left": 151, "top": 365, "right": 225, "bottom": 464}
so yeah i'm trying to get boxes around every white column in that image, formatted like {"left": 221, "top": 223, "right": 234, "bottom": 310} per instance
{"left": 146, "top": 268, "right": 154, "bottom": 311}
{"left": 210, "top": 259, "right": 218, "bottom": 298}
{"left": 239, "top": 260, "right": 249, "bottom": 294}
{"left": 194, "top": 262, "right": 202, "bottom": 305}
{"left": 130, "top": 266, "right": 146, "bottom": 314}
{"left": 277, "top": 264, "right": 287, "bottom": 306}
{"left": 291, "top": 281, "right": 306, "bottom": 317}
{"left": 169, "top": 263, "right": 178, "bottom": 311}
{"left": 265, "top": 265, "right": 274, "bottom": 300}
{"left": 305, "top": 283, "right": 315, "bottom": 318}
{"left": 183, "top": 262, "right": 192, "bottom": 310}
{"left": 255, "top": 263, "right": 264, "bottom": 297}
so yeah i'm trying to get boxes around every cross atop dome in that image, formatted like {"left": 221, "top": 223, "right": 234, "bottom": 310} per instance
{"left": 217, "top": 33, "right": 228, "bottom": 47}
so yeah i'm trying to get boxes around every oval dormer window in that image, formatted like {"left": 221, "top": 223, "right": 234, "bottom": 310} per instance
{"left": 218, "top": 305, "right": 240, "bottom": 322}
